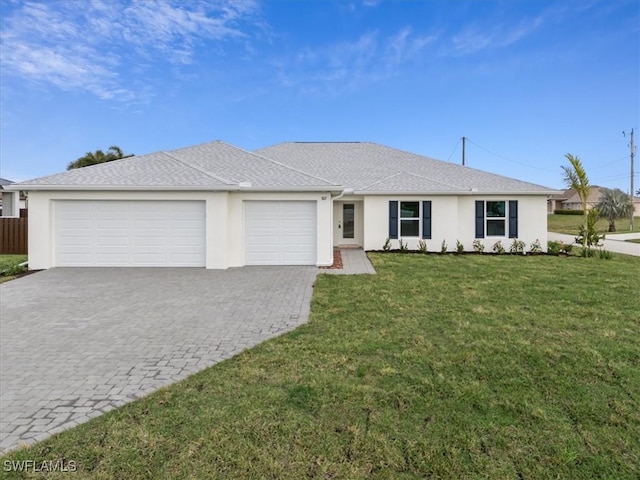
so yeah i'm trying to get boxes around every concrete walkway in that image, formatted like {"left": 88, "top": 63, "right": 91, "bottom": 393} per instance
{"left": 321, "top": 248, "right": 376, "bottom": 275}
{"left": 548, "top": 232, "right": 640, "bottom": 256}
{"left": 0, "top": 266, "right": 318, "bottom": 454}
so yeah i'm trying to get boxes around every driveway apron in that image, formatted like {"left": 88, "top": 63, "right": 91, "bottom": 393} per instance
{"left": 0, "top": 266, "right": 317, "bottom": 453}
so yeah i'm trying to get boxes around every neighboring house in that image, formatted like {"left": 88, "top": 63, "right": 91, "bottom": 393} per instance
{"left": 6, "top": 141, "right": 557, "bottom": 270}
{"left": 0, "top": 177, "right": 28, "bottom": 216}
{"left": 549, "top": 186, "right": 640, "bottom": 215}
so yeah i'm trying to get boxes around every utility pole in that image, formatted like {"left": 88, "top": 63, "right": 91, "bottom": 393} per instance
{"left": 624, "top": 129, "right": 635, "bottom": 231}
{"left": 462, "top": 136, "right": 466, "bottom": 166}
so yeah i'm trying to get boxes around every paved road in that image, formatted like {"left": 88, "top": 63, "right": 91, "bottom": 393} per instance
{"left": 0, "top": 266, "right": 318, "bottom": 453}
{"left": 548, "top": 232, "right": 640, "bottom": 256}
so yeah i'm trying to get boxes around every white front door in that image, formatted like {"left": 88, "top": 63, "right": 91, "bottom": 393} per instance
{"left": 336, "top": 202, "right": 360, "bottom": 246}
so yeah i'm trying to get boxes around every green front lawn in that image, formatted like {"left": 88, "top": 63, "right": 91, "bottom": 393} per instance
{"left": 548, "top": 214, "right": 640, "bottom": 235}
{"left": 2, "top": 254, "right": 639, "bottom": 479}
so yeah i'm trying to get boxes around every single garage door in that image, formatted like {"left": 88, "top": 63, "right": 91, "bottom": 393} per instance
{"left": 244, "top": 201, "right": 317, "bottom": 265}
{"left": 55, "top": 200, "right": 205, "bottom": 267}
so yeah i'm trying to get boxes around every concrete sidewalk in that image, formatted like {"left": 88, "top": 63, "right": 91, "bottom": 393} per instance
{"left": 321, "top": 249, "right": 376, "bottom": 275}
{"left": 547, "top": 232, "right": 640, "bottom": 256}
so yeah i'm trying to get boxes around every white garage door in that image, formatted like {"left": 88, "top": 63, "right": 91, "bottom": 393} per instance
{"left": 245, "top": 201, "right": 317, "bottom": 265}
{"left": 55, "top": 200, "right": 205, "bottom": 267}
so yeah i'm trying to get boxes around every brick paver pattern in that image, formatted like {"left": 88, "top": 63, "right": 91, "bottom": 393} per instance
{"left": 0, "top": 266, "right": 318, "bottom": 453}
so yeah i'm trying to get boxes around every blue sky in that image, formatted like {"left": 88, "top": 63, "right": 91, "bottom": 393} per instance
{"left": 1, "top": 0, "right": 638, "bottom": 192}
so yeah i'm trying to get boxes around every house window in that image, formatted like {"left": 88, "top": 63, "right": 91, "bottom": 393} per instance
{"left": 400, "top": 201, "right": 420, "bottom": 237}
{"left": 389, "top": 200, "right": 431, "bottom": 239}
{"left": 486, "top": 201, "right": 505, "bottom": 236}
{"left": 475, "top": 200, "right": 518, "bottom": 239}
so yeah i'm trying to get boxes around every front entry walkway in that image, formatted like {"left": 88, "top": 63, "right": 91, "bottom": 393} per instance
{"left": 321, "top": 248, "right": 376, "bottom": 275}
{"left": 0, "top": 266, "right": 318, "bottom": 453}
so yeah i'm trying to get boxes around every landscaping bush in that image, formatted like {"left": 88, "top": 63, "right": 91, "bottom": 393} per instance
{"left": 554, "top": 209, "right": 584, "bottom": 215}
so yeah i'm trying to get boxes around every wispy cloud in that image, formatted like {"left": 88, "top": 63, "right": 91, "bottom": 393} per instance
{"left": 276, "top": 27, "right": 436, "bottom": 94}
{"left": 0, "top": 0, "right": 260, "bottom": 100}
{"left": 446, "top": 2, "right": 591, "bottom": 56}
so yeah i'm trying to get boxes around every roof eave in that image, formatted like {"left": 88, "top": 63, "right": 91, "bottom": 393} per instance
{"left": 356, "top": 190, "right": 559, "bottom": 196}
{"left": 7, "top": 184, "right": 344, "bottom": 193}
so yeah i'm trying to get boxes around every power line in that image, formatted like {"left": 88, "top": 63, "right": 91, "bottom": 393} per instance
{"left": 446, "top": 138, "right": 461, "bottom": 162}
{"left": 464, "top": 138, "right": 558, "bottom": 172}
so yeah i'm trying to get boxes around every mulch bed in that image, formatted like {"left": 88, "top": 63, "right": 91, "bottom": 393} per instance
{"left": 319, "top": 248, "right": 343, "bottom": 269}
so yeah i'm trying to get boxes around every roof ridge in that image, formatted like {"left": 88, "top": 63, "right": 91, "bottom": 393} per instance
{"left": 358, "top": 172, "right": 404, "bottom": 191}
{"left": 160, "top": 151, "right": 234, "bottom": 185}
{"left": 219, "top": 141, "right": 338, "bottom": 186}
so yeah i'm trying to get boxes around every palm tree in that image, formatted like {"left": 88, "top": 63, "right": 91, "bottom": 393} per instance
{"left": 67, "top": 145, "right": 132, "bottom": 170}
{"left": 597, "top": 188, "right": 633, "bottom": 232}
{"left": 561, "top": 154, "right": 591, "bottom": 249}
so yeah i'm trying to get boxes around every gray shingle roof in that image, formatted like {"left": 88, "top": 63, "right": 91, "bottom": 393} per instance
{"left": 256, "top": 142, "right": 556, "bottom": 194}
{"left": 12, "top": 140, "right": 555, "bottom": 194}
{"left": 14, "top": 141, "right": 338, "bottom": 190}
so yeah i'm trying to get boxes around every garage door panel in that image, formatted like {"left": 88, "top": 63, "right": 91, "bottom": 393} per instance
{"left": 245, "top": 201, "right": 316, "bottom": 265}
{"left": 55, "top": 201, "right": 205, "bottom": 267}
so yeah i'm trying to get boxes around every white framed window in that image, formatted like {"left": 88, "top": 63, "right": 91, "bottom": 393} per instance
{"left": 486, "top": 201, "right": 506, "bottom": 236}
{"left": 400, "top": 201, "right": 420, "bottom": 237}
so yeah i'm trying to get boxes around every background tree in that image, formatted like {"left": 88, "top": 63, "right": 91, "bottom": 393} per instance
{"left": 597, "top": 188, "right": 633, "bottom": 232}
{"left": 561, "top": 153, "right": 591, "bottom": 249}
{"left": 67, "top": 146, "right": 133, "bottom": 170}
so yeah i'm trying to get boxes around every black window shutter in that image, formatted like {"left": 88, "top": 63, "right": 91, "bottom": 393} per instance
{"left": 509, "top": 200, "right": 518, "bottom": 238}
{"left": 422, "top": 201, "right": 432, "bottom": 239}
{"left": 389, "top": 201, "right": 398, "bottom": 239}
{"left": 475, "top": 201, "right": 484, "bottom": 238}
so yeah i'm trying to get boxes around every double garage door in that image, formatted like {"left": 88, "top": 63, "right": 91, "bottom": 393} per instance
{"left": 54, "top": 200, "right": 317, "bottom": 267}
{"left": 55, "top": 201, "right": 206, "bottom": 267}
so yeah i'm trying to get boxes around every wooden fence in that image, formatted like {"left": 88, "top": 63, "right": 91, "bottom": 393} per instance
{"left": 0, "top": 217, "right": 28, "bottom": 254}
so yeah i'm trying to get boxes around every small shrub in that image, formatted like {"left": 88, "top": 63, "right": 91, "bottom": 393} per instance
{"left": 597, "top": 249, "right": 613, "bottom": 260}
{"left": 492, "top": 240, "right": 505, "bottom": 254}
{"left": 509, "top": 239, "right": 526, "bottom": 255}
{"left": 554, "top": 209, "right": 584, "bottom": 215}
{"left": 455, "top": 240, "right": 464, "bottom": 254}
{"left": 472, "top": 239, "right": 485, "bottom": 253}
{"left": 417, "top": 239, "right": 428, "bottom": 254}
{"left": 1, "top": 263, "right": 27, "bottom": 277}
{"left": 440, "top": 240, "right": 448, "bottom": 254}
{"left": 548, "top": 240, "right": 572, "bottom": 256}
{"left": 529, "top": 239, "right": 542, "bottom": 254}
{"left": 580, "top": 247, "right": 596, "bottom": 258}
{"left": 575, "top": 209, "right": 604, "bottom": 252}
{"left": 399, "top": 239, "right": 408, "bottom": 253}
{"left": 382, "top": 237, "right": 391, "bottom": 252}
{"left": 547, "top": 241, "right": 562, "bottom": 255}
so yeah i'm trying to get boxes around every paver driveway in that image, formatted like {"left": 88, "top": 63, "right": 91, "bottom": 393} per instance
{"left": 0, "top": 266, "right": 318, "bottom": 453}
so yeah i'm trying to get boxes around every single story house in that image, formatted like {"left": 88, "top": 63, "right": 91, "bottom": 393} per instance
{"left": 5, "top": 141, "right": 557, "bottom": 269}
{"left": 548, "top": 186, "right": 640, "bottom": 215}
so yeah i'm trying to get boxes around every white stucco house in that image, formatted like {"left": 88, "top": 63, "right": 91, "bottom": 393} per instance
{"left": 5, "top": 141, "right": 556, "bottom": 269}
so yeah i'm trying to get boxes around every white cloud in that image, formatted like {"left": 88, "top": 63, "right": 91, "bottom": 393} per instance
{"left": 276, "top": 27, "right": 436, "bottom": 94}
{"left": 0, "top": 0, "right": 261, "bottom": 100}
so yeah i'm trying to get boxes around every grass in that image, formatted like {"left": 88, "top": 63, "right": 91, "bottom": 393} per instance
{"left": 0, "top": 255, "right": 28, "bottom": 283}
{"left": 2, "top": 253, "right": 639, "bottom": 479}
{"left": 626, "top": 239, "right": 640, "bottom": 244}
{"left": 548, "top": 214, "right": 640, "bottom": 235}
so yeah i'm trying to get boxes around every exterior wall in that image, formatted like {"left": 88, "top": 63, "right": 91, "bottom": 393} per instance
{"left": 363, "top": 195, "right": 548, "bottom": 252}
{"left": 28, "top": 190, "right": 333, "bottom": 270}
